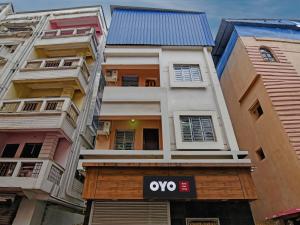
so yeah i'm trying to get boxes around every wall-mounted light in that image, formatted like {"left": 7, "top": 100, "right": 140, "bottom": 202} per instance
{"left": 130, "top": 119, "right": 135, "bottom": 123}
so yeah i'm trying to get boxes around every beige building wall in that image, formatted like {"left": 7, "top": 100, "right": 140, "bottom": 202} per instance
{"left": 219, "top": 36, "right": 300, "bottom": 222}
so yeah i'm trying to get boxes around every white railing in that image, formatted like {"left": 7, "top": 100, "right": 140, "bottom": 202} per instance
{"left": 41, "top": 27, "right": 98, "bottom": 46}
{"left": 0, "top": 158, "right": 64, "bottom": 181}
{"left": 0, "top": 97, "right": 80, "bottom": 125}
{"left": 20, "top": 57, "right": 90, "bottom": 81}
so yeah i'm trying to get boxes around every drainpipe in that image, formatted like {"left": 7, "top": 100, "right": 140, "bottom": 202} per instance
{"left": 59, "top": 31, "right": 106, "bottom": 204}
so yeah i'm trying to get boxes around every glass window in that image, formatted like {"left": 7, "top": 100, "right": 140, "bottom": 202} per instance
{"left": 174, "top": 64, "right": 202, "bottom": 82}
{"left": 260, "top": 47, "right": 276, "bottom": 62}
{"left": 20, "top": 143, "right": 42, "bottom": 158}
{"left": 122, "top": 76, "right": 139, "bottom": 87}
{"left": 180, "top": 116, "right": 216, "bottom": 142}
{"left": 115, "top": 130, "right": 135, "bottom": 150}
{"left": 1, "top": 144, "right": 19, "bottom": 158}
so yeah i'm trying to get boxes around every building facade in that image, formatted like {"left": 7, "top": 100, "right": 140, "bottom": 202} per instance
{"left": 213, "top": 19, "right": 300, "bottom": 224}
{"left": 80, "top": 7, "right": 256, "bottom": 225}
{"left": 0, "top": 3, "right": 106, "bottom": 225}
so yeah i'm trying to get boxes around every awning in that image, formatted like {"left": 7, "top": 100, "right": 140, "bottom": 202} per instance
{"left": 266, "top": 208, "right": 300, "bottom": 220}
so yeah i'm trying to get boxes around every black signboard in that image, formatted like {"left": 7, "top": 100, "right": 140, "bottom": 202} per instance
{"left": 143, "top": 176, "right": 196, "bottom": 199}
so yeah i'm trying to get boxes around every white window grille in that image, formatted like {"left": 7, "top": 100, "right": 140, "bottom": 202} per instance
{"left": 174, "top": 64, "right": 202, "bottom": 82}
{"left": 180, "top": 116, "right": 216, "bottom": 142}
{"left": 115, "top": 130, "right": 135, "bottom": 150}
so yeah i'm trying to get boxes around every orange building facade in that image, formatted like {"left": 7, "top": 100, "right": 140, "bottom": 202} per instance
{"left": 213, "top": 19, "right": 300, "bottom": 224}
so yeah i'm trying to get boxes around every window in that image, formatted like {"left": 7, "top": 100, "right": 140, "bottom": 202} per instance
{"left": 44, "top": 60, "right": 60, "bottom": 68}
{"left": 256, "top": 148, "right": 266, "bottom": 161}
{"left": 174, "top": 64, "right": 202, "bottom": 82}
{"left": 1, "top": 144, "right": 19, "bottom": 158}
{"left": 250, "top": 101, "right": 263, "bottom": 120}
{"left": 145, "top": 79, "right": 157, "bottom": 87}
{"left": 115, "top": 130, "right": 135, "bottom": 150}
{"left": 122, "top": 76, "right": 139, "bottom": 87}
{"left": 173, "top": 111, "right": 224, "bottom": 150}
{"left": 180, "top": 116, "right": 216, "bottom": 142}
{"left": 260, "top": 47, "right": 276, "bottom": 62}
{"left": 20, "top": 143, "right": 42, "bottom": 158}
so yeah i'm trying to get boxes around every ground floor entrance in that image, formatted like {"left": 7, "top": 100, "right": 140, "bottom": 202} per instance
{"left": 83, "top": 163, "right": 256, "bottom": 225}
{"left": 88, "top": 201, "right": 255, "bottom": 225}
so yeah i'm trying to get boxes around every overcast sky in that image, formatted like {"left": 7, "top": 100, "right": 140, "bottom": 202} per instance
{"left": 9, "top": 0, "right": 300, "bottom": 36}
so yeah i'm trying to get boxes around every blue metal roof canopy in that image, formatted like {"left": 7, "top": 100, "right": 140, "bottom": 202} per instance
{"left": 107, "top": 6, "right": 214, "bottom": 46}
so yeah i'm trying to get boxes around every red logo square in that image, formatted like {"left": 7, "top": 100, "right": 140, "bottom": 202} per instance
{"left": 179, "top": 180, "right": 190, "bottom": 192}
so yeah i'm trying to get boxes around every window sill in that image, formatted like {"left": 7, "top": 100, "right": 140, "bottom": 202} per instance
{"left": 170, "top": 82, "right": 208, "bottom": 88}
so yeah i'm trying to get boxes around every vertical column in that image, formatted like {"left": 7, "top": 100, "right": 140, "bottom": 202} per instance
{"left": 39, "top": 133, "right": 59, "bottom": 159}
{"left": 203, "top": 47, "right": 240, "bottom": 157}
{"left": 61, "top": 86, "right": 75, "bottom": 98}
{"left": 12, "top": 198, "right": 46, "bottom": 225}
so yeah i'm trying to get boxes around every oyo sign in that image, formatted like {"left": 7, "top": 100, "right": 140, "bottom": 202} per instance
{"left": 143, "top": 176, "right": 196, "bottom": 199}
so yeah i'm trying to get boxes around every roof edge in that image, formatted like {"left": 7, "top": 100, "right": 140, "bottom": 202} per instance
{"left": 110, "top": 5, "right": 205, "bottom": 15}
{"left": 14, "top": 4, "right": 102, "bottom": 14}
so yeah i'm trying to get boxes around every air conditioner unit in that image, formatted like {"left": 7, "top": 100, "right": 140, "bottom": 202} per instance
{"left": 104, "top": 70, "right": 118, "bottom": 82}
{"left": 97, "top": 121, "right": 111, "bottom": 136}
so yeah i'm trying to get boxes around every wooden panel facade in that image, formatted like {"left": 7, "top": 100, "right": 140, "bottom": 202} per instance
{"left": 83, "top": 165, "right": 256, "bottom": 200}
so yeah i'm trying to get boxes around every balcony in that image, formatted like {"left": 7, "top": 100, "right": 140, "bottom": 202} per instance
{"left": 0, "top": 158, "right": 63, "bottom": 196}
{"left": 0, "top": 97, "right": 79, "bottom": 140}
{"left": 13, "top": 57, "right": 90, "bottom": 93}
{"left": 79, "top": 118, "right": 164, "bottom": 165}
{"left": 103, "top": 87, "right": 163, "bottom": 102}
{"left": 34, "top": 27, "right": 98, "bottom": 59}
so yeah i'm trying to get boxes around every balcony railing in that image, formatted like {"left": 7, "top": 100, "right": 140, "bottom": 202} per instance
{"left": 0, "top": 97, "right": 79, "bottom": 126}
{"left": 0, "top": 158, "right": 64, "bottom": 193}
{"left": 41, "top": 27, "right": 98, "bottom": 46}
{"left": 19, "top": 57, "right": 90, "bottom": 82}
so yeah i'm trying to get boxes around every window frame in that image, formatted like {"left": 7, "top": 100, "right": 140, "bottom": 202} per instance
{"left": 20, "top": 143, "right": 43, "bottom": 158}
{"left": 121, "top": 75, "right": 139, "bottom": 87}
{"left": 249, "top": 100, "right": 263, "bottom": 120}
{"left": 169, "top": 61, "right": 208, "bottom": 88}
{"left": 174, "top": 111, "right": 224, "bottom": 150}
{"left": 259, "top": 47, "right": 277, "bottom": 62}
{"left": 114, "top": 130, "right": 135, "bottom": 150}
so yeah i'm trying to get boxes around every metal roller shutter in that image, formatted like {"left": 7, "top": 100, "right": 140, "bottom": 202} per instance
{"left": 91, "top": 201, "right": 170, "bottom": 225}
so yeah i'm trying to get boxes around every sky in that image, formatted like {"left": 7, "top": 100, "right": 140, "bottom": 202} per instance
{"left": 8, "top": 0, "right": 300, "bottom": 37}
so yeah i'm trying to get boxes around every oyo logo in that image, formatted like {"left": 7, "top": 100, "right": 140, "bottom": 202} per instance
{"left": 149, "top": 180, "right": 190, "bottom": 192}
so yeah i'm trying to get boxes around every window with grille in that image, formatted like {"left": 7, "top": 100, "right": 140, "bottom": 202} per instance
{"left": 180, "top": 116, "right": 216, "bottom": 142}
{"left": 174, "top": 64, "right": 202, "bottom": 82}
{"left": 44, "top": 60, "right": 60, "bottom": 68}
{"left": 115, "top": 130, "right": 135, "bottom": 150}
{"left": 122, "top": 76, "right": 139, "bottom": 87}
{"left": 63, "top": 59, "right": 78, "bottom": 67}
{"left": 260, "top": 47, "right": 276, "bottom": 62}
